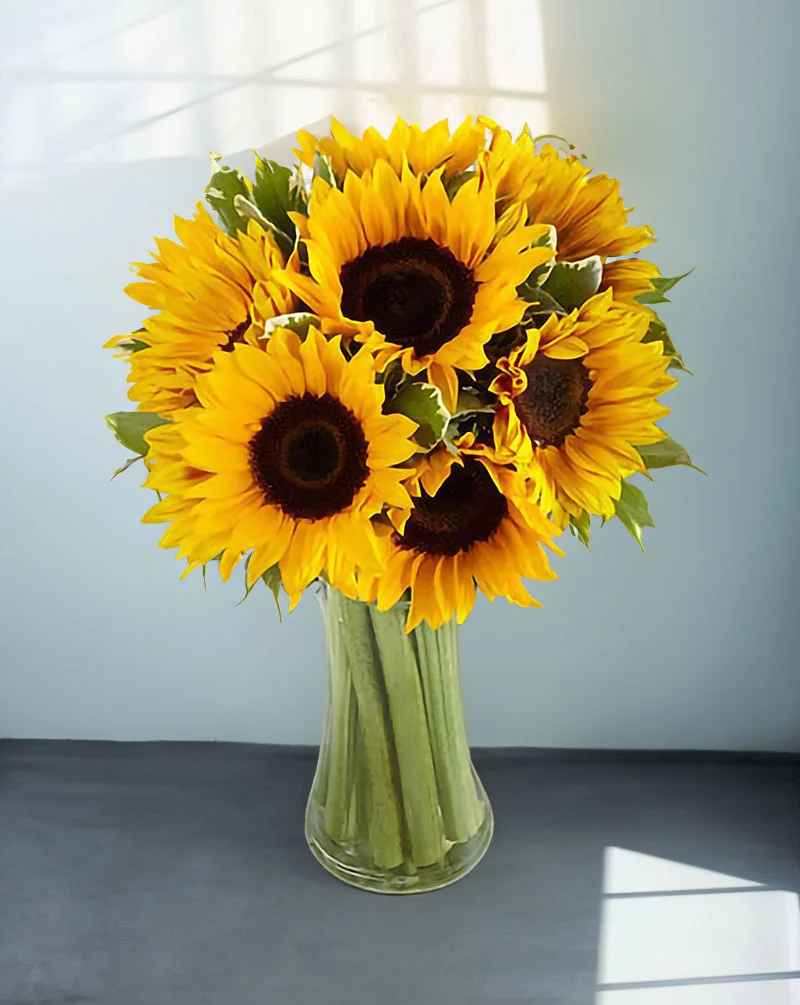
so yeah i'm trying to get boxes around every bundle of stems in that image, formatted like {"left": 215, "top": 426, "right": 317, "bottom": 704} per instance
{"left": 314, "top": 588, "right": 486, "bottom": 874}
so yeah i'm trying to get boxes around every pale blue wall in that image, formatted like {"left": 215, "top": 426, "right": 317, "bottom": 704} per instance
{"left": 1, "top": 0, "right": 798, "bottom": 749}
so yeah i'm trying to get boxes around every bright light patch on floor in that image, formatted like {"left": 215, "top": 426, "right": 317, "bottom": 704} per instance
{"left": 597, "top": 978, "right": 800, "bottom": 1004}
{"left": 603, "top": 846, "right": 762, "bottom": 894}
{"left": 597, "top": 847, "right": 800, "bottom": 1000}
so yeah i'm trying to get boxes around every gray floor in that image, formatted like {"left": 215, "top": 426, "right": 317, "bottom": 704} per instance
{"left": 0, "top": 741, "right": 798, "bottom": 1005}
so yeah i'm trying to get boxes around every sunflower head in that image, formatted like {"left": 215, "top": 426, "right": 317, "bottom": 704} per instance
{"left": 360, "top": 439, "right": 562, "bottom": 631}
{"left": 105, "top": 207, "right": 297, "bottom": 415}
{"left": 294, "top": 115, "right": 486, "bottom": 182}
{"left": 480, "top": 124, "right": 654, "bottom": 263}
{"left": 274, "top": 160, "right": 555, "bottom": 412}
{"left": 490, "top": 290, "right": 678, "bottom": 526}
{"left": 142, "top": 326, "right": 419, "bottom": 604}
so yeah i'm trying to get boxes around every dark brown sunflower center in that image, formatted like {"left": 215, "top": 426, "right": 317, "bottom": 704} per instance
{"left": 339, "top": 237, "right": 477, "bottom": 357}
{"left": 249, "top": 393, "right": 368, "bottom": 519}
{"left": 221, "top": 319, "right": 250, "bottom": 352}
{"left": 514, "top": 356, "right": 592, "bottom": 448}
{"left": 395, "top": 458, "right": 508, "bottom": 557}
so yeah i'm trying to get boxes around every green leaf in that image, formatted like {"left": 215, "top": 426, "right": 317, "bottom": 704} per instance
{"left": 381, "top": 360, "right": 407, "bottom": 400}
{"left": 386, "top": 381, "right": 450, "bottom": 450}
{"left": 232, "top": 193, "right": 270, "bottom": 227}
{"left": 542, "top": 255, "right": 603, "bottom": 311}
{"left": 636, "top": 268, "right": 693, "bottom": 305}
{"left": 612, "top": 480, "right": 654, "bottom": 552}
{"left": 642, "top": 317, "right": 692, "bottom": 374}
{"left": 232, "top": 194, "right": 294, "bottom": 257}
{"left": 105, "top": 411, "right": 170, "bottom": 457}
{"left": 205, "top": 164, "right": 251, "bottom": 235}
{"left": 637, "top": 436, "right": 706, "bottom": 474}
{"left": 111, "top": 327, "right": 148, "bottom": 354}
{"left": 444, "top": 169, "right": 477, "bottom": 200}
{"left": 115, "top": 335, "right": 149, "bottom": 354}
{"left": 261, "top": 565, "right": 283, "bottom": 619}
{"left": 532, "top": 225, "right": 558, "bottom": 249}
{"left": 642, "top": 316, "right": 672, "bottom": 349}
{"left": 252, "top": 156, "right": 306, "bottom": 242}
{"left": 569, "top": 510, "right": 592, "bottom": 549}
{"left": 516, "top": 282, "right": 567, "bottom": 316}
{"left": 262, "top": 312, "right": 319, "bottom": 340}
{"left": 313, "top": 152, "right": 334, "bottom": 187}
{"left": 235, "top": 559, "right": 283, "bottom": 618}
{"left": 452, "top": 389, "right": 496, "bottom": 417}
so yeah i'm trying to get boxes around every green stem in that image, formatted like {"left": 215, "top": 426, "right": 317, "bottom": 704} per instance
{"left": 338, "top": 596, "right": 405, "bottom": 870}
{"left": 325, "top": 679, "right": 357, "bottom": 843}
{"left": 350, "top": 720, "right": 370, "bottom": 850}
{"left": 369, "top": 606, "right": 445, "bottom": 868}
{"left": 438, "top": 621, "right": 485, "bottom": 836}
{"left": 321, "top": 590, "right": 356, "bottom": 842}
{"left": 415, "top": 620, "right": 484, "bottom": 842}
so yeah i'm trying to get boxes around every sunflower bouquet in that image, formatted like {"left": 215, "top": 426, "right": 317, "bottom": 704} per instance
{"left": 105, "top": 116, "right": 697, "bottom": 894}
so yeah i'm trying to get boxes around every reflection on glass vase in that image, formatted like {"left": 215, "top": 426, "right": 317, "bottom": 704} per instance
{"left": 305, "top": 583, "right": 493, "bottom": 894}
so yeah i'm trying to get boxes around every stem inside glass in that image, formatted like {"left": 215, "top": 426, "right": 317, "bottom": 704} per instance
{"left": 305, "top": 584, "right": 493, "bottom": 894}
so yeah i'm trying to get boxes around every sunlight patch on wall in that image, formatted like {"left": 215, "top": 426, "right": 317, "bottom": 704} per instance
{"left": 0, "top": 0, "right": 548, "bottom": 167}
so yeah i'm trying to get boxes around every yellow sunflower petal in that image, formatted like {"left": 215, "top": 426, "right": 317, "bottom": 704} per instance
{"left": 110, "top": 206, "right": 298, "bottom": 414}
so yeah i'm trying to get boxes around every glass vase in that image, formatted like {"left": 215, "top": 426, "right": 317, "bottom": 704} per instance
{"left": 305, "top": 583, "right": 494, "bottom": 894}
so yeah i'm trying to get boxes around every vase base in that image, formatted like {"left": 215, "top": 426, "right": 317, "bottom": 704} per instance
{"left": 305, "top": 805, "right": 494, "bottom": 895}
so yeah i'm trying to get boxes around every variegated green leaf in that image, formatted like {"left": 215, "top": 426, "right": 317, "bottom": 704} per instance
{"left": 206, "top": 162, "right": 251, "bottom": 235}
{"left": 313, "top": 152, "right": 334, "bottom": 187}
{"left": 252, "top": 156, "right": 306, "bottom": 241}
{"left": 262, "top": 313, "right": 319, "bottom": 340}
{"left": 542, "top": 255, "right": 603, "bottom": 311}
{"left": 516, "top": 282, "right": 567, "bottom": 315}
{"left": 232, "top": 195, "right": 294, "bottom": 256}
{"left": 387, "top": 382, "right": 450, "bottom": 450}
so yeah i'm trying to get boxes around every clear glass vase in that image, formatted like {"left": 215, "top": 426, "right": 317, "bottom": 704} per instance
{"left": 305, "top": 583, "right": 494, "bottom": 894}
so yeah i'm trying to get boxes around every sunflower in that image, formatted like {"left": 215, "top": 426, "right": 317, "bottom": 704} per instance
{"left": 106, "top": 206, "right": 296, "bottom": 415}
{"left": 480, "top": 124, "right": 654, "bottom": 263}
{"left": 273, "top": 160, "right": 555, "bottom": 411}
{"left": 359, "top": 440, "right": 562, "bottom": 631}
{"left": 294, "top": 116, "right": 486, "bottom": 182}
{"left": 141, "top": 327, "right": 418, "bottom": 604}
{"left": 490, "top": 290, "right": 677, "bottom": 526}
